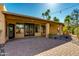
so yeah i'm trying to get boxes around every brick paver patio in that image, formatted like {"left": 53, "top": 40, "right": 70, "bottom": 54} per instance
{"left": 4, "top": 37, "right": 72, "bottom": 56}
{"left": 3, "top": 36, "right": 79, "bottom": 56}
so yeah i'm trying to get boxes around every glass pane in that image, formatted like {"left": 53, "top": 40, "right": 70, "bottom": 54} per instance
{"left": 16, "top": 24, "right": 24, "bottom": 34}
{"left": 25, "top": 24, "right": 29, "bottom": 36}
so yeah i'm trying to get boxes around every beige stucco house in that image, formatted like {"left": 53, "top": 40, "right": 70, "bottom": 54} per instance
{"left": 0, "top": 4, "right": 64, "bottom": 45}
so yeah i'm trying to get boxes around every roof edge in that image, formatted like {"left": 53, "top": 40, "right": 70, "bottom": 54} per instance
{"left": 2, "top": 11, "right": 64, "bottom": 25}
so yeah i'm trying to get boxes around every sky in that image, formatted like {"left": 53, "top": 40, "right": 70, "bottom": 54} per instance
{"left": 5, "top": 3, "right": 79, "bottom": 23}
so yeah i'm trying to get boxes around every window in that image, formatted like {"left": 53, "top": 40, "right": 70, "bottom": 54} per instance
{"left": 42, "top": 25, "right": 46, "bottom": 33}
{"left": 16, "top": 24, "right": 24, "bottom": 29}
{"left": 35, "top": 25, "right": 39, "bottom": 32}
{"left": 16, "top": 24, "right": 24, "bottom": 34}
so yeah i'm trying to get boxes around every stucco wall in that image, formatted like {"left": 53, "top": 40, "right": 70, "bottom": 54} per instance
{"left": 49, "top": 23, "right": 63, "bottom": 35}
{"left": 49, "top": 23, "right": 58, "bottom": 35}
{"left": 0, "top": 5, "right": 4, "bottom": 11}
{"left": 0, "top": 11, "right": 6, "bottom": 44}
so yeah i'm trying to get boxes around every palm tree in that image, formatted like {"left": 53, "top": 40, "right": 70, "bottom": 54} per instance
{"left": 53, "top": 17, "right": 59, "bottom": 22}
{"left": 45, "top": 9, "right": 51, "bottom": 20}
{"left": 64, "top": 15, "right": 71, "bottom": 27}
{"left": 47, "top": 9, "right": 50, "bottom": 15}
{"left": 64, "top": 15, "right": 71, "bottom": 34}
{"left": 42, "top": 13, "right": 45, "bottom": 19}
{"left": 71, "top": 9, "right": 79, "bottom": 35}
{"left": 45, "top": 11, "right": 48, "bottom": 19}
{"left": 42, "top": 9, "right": 51, "bottom": 20}
{"left": 48, "top": 16, "right": 51, "bottom": 20}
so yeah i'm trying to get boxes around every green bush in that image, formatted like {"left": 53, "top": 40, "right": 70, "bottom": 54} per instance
{"left": 63, "top": 26, "right": 68, "bottom": 34}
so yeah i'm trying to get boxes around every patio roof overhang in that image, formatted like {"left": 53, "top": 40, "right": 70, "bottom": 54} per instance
{"left": 2, "top": 11, "right": 64, "bottom": 26}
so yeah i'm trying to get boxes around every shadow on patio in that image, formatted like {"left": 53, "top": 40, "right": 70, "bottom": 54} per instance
{"left": 4, "top": 35, "right": 72, "bottom": 56}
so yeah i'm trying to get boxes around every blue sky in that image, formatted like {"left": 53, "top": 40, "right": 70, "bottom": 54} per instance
{"left": 5, "top": 3, "right": 79, "bottom": 23}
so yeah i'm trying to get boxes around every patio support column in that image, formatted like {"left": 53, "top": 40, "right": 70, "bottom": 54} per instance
{"left": 37, "top": 24, "right": 42, "bottom": 36}
{"left": 46, "top": 23, "right": 50, "bottom": 38}
{"left": 0, "top": 11, "right": 6, "bottom": 45}
{"left": 39, "top": 25, "right": 42, "bottom": 36}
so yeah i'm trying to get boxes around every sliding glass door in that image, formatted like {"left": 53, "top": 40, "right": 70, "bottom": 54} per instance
{"left": 24, "top": 24, "right": 29, "bottom": 36}
{"left": 24, "top": 24, "right": 35, "bottom": 36}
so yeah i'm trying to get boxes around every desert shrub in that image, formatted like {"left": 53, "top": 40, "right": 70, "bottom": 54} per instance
{"left": 63, "top": 26, "right": 68, "bottom": 35}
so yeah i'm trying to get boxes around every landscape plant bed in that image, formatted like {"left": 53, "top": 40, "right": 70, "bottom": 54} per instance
{"left": 49, "top": 34, "right": 57, "bottom": 38}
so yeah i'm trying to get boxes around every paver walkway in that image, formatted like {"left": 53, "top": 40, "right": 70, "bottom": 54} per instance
{"left": 35, "top": 36, "right": 79, "bottom": 56}
{"left": 35, "top": 42, "right": 79, "bottom": 56}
